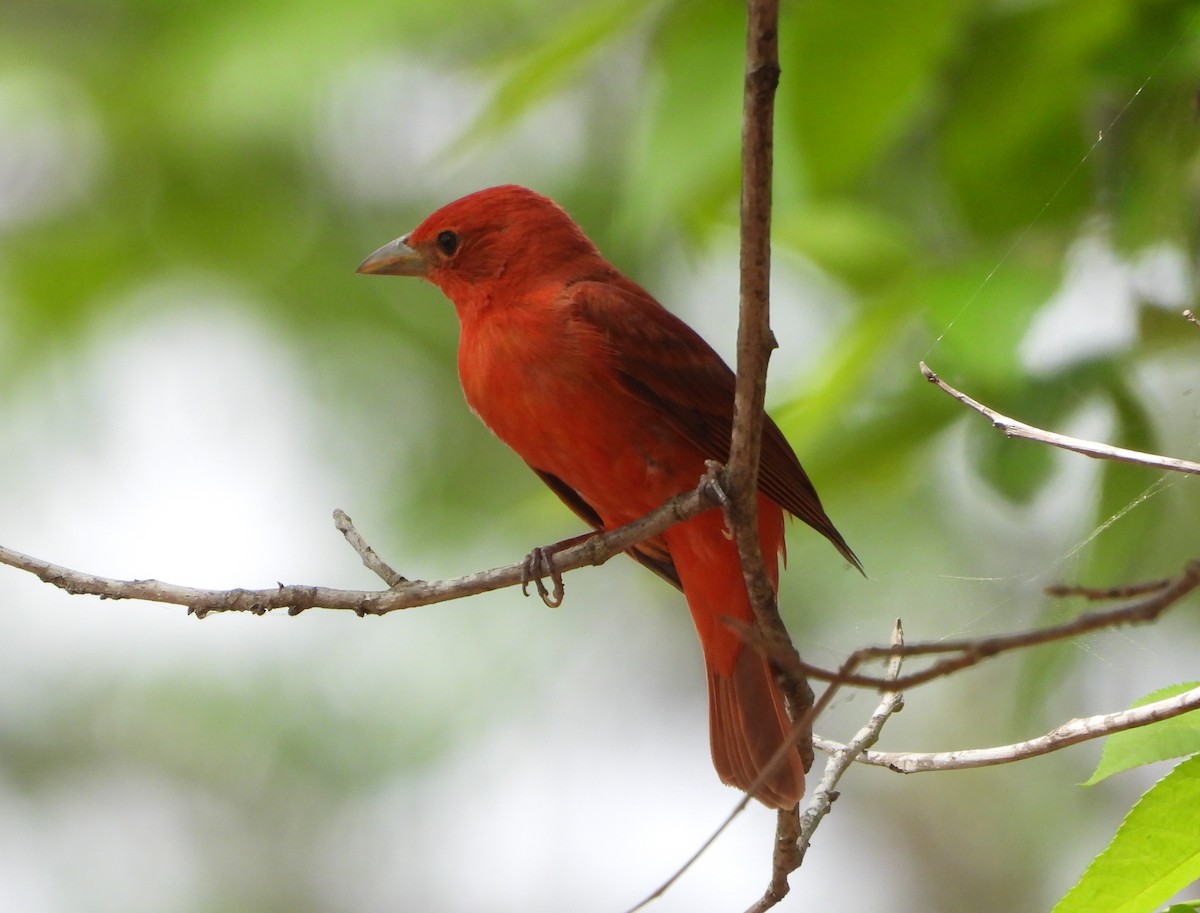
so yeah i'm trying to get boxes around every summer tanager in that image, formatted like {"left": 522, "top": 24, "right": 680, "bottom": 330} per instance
{"left": 358, "top": 185, "right": 858, "bottom": 808}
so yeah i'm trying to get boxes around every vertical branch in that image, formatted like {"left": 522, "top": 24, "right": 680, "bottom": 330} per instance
{"left": 729, "top": 0, "right": 815, "bottom": 746}
{"left": 730, "top": 1, "right": 779, "bottom": 493}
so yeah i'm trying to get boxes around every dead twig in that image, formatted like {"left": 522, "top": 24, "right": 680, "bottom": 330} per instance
{"left": 792, "top": 559, "right": 1200, "bottom": 692}
{"left": 792, "top": 621, "right": 906, "bottom": 869}
{"left": 1044, "top": 577, "right": 1173, "bottom": 601}
{"left": 815, "top": 682, "right": 1200, "bottom": 773}
{"left": 920, "top": 361, "right": 1200, "bottom": 475}
{"left": 334, "top": 508, "right": 406, "bottom": 587}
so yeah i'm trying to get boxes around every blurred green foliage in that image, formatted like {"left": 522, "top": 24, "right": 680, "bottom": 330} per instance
{"left": 4, "top": 0, "right": 1198, "bottom": 529}
{"left": 2, "top": 0, "right": 1200, "bottom": 910}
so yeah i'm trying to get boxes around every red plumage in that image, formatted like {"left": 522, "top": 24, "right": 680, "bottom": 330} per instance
{"left": 359, "top": 185, "right": 858, "bottom": 808}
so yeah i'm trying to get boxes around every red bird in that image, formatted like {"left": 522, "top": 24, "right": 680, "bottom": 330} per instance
{"left": 358, "top": 185, "right": 858, "bottom": 808}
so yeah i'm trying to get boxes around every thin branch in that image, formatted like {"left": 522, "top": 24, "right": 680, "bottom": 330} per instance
{"left": 1184, "top": 308, "right": 1199, "bottom": 330}
{"left": 334, "top": 508, "right": 406, "bottom": 587}
{"left": 921, "top": 361, "right": 1200, "bottom": 475}
{"left": 793, "top": 559, "right": 1200, "bottom": 692}
{"left": 729, "top": 0, "right": 785, "bottom": 640}
{"left": 816, "top": 683, "right": 1200, "bottom": 773}
{"left": 791, "top": 621, "right": 906, "bottom": 867}
{"left": 0, "top": 481, "right": 720, "bottom": 618}
{"left": 758, "top": 810, "right": 801, "bottom": 913}
{"left": 1045, "top": 576, "right": 1174, "bottom": 601}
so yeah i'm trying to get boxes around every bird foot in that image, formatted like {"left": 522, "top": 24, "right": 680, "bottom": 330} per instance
{"left": 521, "top": 544, "right": 567, "bottom": 608}
{"left": 520, "top": 531, "right": 597, "bottom": 607}
{"left": 699, "top": 460, "right": 731, "bottom": 507}
{"left": 699, "top": 461, "right": 735, "bottom": 537}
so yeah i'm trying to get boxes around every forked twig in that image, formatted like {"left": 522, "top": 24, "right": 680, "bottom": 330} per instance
{"left": 794, "top": 623, "right": 905, "bottom": 857}
{"left": 0, "top": 481, "right": 722, "bottom": 618}
{"left": 744, "top": 622, "right": 906, "bottom": 912}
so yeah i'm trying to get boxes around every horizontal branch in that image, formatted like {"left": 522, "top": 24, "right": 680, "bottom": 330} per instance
{"left": 797, "top": 558, "right": 1200, "bottom": 692}
{"left": 815, "top": 683, "right": 1200, "bottom": 773}
{"left": 920, "top": 361, "right": 1200, "bottom": 475}
{"left": 0, "top": 482, "right": 720, "bottom": 617}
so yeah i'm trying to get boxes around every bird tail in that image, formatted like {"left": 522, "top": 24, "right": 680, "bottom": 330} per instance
{"left": 664, "top": 502, "right": 809, "bottom": 809}
{"left": 708, "top": 646, "right": 807, "bottom": 809}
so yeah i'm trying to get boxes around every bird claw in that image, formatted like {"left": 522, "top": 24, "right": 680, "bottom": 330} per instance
{"left": 700, "top": 460, "right": 731, "bottom": 507}
{"left": 521, "top": 546, "right": 565, "bottom": 608}
{"left": 700, "top": 461, "right": 736, "bottom": 538}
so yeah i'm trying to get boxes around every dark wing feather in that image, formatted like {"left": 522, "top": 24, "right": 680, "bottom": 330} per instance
{"left": 566, "top": 277, "right": 861, "bottom": 572}
{"left": 529, "top": 465, "right": 683, "bottom": 590}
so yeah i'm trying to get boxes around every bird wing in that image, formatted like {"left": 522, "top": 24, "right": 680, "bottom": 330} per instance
{"left": 565, "top": 276, "right": 861, "bottom": 572}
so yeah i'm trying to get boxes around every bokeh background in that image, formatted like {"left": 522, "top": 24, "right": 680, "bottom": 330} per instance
{"left": 2, "top": 1, "right": 1199, "bottom": 911}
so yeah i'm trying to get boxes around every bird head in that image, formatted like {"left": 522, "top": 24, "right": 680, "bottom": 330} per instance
{"left": 356, "top": 185, "right": 604, "bottom": 306}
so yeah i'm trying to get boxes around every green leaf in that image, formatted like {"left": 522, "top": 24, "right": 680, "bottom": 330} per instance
{"left": 1085, "top": 683, "right": 1200, "bottom": 785}
{"left": 1053, "top": 756, "right": 1200, "bottom": 913}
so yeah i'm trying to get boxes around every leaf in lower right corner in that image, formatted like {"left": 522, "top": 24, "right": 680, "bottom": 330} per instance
{"left": 1084, "top": 683, "right": 1200, "bottom": 786}
{"left": 1051, "top": 755, "right": 1200, "bottom": 913}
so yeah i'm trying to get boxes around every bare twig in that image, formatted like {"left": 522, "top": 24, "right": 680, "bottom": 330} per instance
{"left": 333, "top": 508, "right": 406, "bottom": 587}
{"left": 1044, "top": 577, "right": 1173, "bottom": 601}
{"left": 793, "top": 621, "right": 905, "bottom": 864}
{"left": 1184, "top": 308, "right": 1199, "bottom": 330}
{"left": 921, "top": 361, "right": 1200, "bottom": 475}
{"left": 793, "top": 559, "right": 1200, "bottom": 692}
{"left": 728, "top": 9, "right": 830, "bottom": 908}
{"left": 816, "top": 682, "right": 1200, "bottom": 773}
{"left": 0, "top": 481, "right": 720, "bottom": 618}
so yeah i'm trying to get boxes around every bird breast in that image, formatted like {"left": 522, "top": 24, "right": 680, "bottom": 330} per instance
{"left": 456, "top": 300, "right": 698, "bottom": 527}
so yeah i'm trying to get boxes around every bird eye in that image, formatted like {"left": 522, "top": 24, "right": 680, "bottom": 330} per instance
{"left": 436, "top": 230, "right": 460, "bottom": 257}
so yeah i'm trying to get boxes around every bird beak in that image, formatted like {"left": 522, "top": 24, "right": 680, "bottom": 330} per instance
{"left": 356, "top": 234, "right": 428, "bottom": 276}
